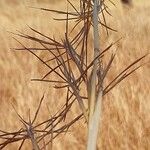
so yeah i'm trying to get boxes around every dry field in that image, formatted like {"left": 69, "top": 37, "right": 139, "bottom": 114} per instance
{"left": 0, "top": 0, "right": 150, "bottom": 149}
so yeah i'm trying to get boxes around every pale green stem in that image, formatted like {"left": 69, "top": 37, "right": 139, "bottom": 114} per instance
{"left": 87, "top": 0, "right": 102, "bottom": 150}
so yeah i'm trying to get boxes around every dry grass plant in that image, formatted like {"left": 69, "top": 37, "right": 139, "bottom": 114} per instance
{"left": 0, "top": 0, "right": 149, "bottom": 149}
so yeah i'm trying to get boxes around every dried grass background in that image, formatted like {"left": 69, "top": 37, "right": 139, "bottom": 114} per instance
{"left": 0, "top": 0, "right": 150, "bottom": 149}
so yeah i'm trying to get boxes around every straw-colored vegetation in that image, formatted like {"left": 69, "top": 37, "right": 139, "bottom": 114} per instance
{"left": 0, "top": 0, "right": 150, "bottom": 149}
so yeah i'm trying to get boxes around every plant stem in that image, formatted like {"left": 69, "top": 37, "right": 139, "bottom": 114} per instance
{"left": 87, "top": 0, "right": 102, "bottom": 150}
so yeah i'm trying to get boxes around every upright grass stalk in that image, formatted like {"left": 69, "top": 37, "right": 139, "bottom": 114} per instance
{"left": 87, "top": 0, "right": 102, "bottom": 150}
